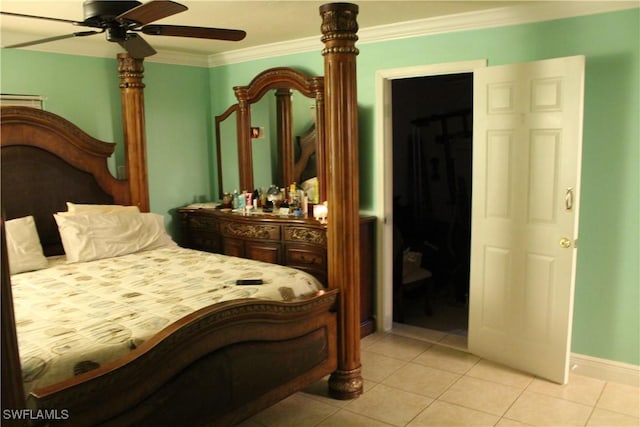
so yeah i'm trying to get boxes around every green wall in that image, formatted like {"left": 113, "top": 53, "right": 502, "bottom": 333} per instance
{"left": 142, "top": 62, "right": 212, "bottom": 221}
{"left": 0, "top": 50, "right": 212, "bottom": 235}
{"left": 377, "top": 9, "right": 640, "bottom": 367}
{"left": 1, "top": 8, "right": 637, "bottom": 366}
{"left": 0, "top": 50, "right": 123, "bottom": 165}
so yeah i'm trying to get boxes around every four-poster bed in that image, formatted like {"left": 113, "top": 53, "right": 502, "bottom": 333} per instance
{"left": 1, "top": 3, "right": 362, "bottom": 426}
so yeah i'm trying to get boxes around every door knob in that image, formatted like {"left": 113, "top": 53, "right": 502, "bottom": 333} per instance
{"left": 559, "top": 237, "right": 572, "bottom": 248}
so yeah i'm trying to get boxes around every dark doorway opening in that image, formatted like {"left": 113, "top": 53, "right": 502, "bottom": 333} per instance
{"left": 392, "top": 73, "right": 473, "bottom": 335}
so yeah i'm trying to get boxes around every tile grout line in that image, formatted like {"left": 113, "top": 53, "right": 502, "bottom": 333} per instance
{"left": 495, "top": 378, "right": 534, "bottom": 426}
{"left": 403, "top": 353, "right": 485, "bottom": 426}
{"left": 583, "top": 380, "right": 610, "bottom": 426}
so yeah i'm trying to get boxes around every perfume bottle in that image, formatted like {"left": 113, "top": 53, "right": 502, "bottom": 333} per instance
{"left": 232, "top": 190, "right": 239, "bottom": 209}
{"left": 237, "top": 190, "right": 246, "bottom": 209}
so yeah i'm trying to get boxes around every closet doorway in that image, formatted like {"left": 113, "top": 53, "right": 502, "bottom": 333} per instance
{"left": 378, "top": 57, "right": 583, "bottom": 382}
{"left": 391, "top": 72, "right": 473, "bottom": 337}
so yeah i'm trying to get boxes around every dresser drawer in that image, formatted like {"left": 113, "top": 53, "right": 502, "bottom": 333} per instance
{"left": 283, "top": 225, "right": 326, "bottom": 247}
{"left": 222, "top": 237, "right": 245, "bottom": 258}
{"left": 187, "top": 215, "right": 220, "bottom": 232}
{"left": 286, "top": 250, "right": 327, "bottom": 285}
{"left": 246, "top": 242, "right": 281, "bottom": 264}
{"left": 285, "top": 245, "right": 326, "bottom": 269}
{"left": 188, "top": 232, "right": 221, "bottom": 253}
{"left": 221, "top": 221, "right": 280, "bottom": 241}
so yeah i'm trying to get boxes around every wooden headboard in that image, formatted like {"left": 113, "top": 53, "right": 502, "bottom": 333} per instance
{"left": 0, "top": 106, "right": 131, "bottom": 255}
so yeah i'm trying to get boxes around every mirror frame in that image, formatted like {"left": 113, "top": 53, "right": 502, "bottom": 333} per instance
{"left": 215, "top": 104, "right": 239, "bottom": 199}
{"left": 232, "top": 67, "right": 325, "bottom": 201}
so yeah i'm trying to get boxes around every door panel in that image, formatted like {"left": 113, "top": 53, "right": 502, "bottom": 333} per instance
{"left": 469, "top": 56, "right": 584, "bottom": 384}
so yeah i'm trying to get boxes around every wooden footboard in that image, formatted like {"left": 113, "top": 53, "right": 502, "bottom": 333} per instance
{"left": 26, "top": 290, "right": 338, "bottom": 427}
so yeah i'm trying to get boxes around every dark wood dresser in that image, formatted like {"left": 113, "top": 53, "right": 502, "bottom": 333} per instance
{"left": 177, "top": 208, "right": 376, "bottom": 337}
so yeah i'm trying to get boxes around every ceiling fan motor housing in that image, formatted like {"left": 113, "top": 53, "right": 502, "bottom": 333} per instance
{"left": 82, "top": 0, "right": 141, "bottom": 27}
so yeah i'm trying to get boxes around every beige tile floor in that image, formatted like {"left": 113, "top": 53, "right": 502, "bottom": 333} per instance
{"left": 240, "top": 329, "right": 640, "bottom": 427}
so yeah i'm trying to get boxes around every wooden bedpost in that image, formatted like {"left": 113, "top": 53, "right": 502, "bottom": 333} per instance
{"left": 320, "top": 2, "right": 362, "bottom": 400}
{"left": 1, "top": 218, "right": 27, "bottom": 425}
{"left": 118, "top": 53, "right": 150, "bottom": 212}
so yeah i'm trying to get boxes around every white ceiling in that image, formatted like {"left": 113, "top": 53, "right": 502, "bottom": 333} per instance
{"left": 1, "top": 1, "right": 637, "bottom": 66}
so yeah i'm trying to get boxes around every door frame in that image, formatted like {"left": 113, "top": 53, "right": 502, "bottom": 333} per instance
{"left": 374, "top": 60, "right": 487, "bottom": 332}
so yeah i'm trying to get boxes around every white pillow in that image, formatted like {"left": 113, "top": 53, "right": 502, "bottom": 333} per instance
{"left": 64, "top": 202, "right": 140, "bottom": 215}
{"left": 5, "top": 216, "right": 48, "bottom": 274}
{"left": 54, "top": 212, "right": 176, "bottom": 263}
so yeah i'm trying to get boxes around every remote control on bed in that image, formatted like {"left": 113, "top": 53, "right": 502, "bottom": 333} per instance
{"left": 236, "top": 279, "right": 263, "bottom": 285}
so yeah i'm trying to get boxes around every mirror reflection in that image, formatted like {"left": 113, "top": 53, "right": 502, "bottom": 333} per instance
{"left": 249, "top": 90, "right": 317, "bottom": 193}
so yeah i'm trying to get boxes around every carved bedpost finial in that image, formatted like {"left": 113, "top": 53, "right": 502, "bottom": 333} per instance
{"left": 117, "top": 53, "right": 145, "bottom": 89}
{"left": 320, "top": 2, "right": 359, "bottom": 55}
{"left": 319, "top": 2, "right": 362, "bottom": 401}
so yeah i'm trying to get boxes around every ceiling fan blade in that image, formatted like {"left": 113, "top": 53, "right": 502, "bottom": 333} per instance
{"left": 2, "top": 31, "right": 101, "bottom": 49}
{"left": 117, "top": 0, "right": 187, "bottom": 26}
{"left": 118, "top": 33, "right": 157, "bottom": 58}
{"left": 0, "top": 11, "right": 84, "bottom": 25}
{"left": 141, "top": 25, "right": 246, "bottom": 41}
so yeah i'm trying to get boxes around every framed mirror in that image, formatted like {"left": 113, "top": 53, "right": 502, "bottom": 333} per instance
{"left": 230, "top": 67, "right": 326, "bottom": 202}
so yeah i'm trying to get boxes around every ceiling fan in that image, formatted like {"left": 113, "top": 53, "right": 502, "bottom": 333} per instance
{"left": 1, "top": 0, "right": 246, "bottom": 58}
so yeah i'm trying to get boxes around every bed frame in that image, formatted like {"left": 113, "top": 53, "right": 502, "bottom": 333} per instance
{"left": 0, "top": 105, "right": 340, "bottom": 427}
{"left": 1, "top": 3, "right": 362, "bottom": 426}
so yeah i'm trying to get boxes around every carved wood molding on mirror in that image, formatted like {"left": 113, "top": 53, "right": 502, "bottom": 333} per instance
{"left": 215, "top": 104, "right": 239, "bottom": 199}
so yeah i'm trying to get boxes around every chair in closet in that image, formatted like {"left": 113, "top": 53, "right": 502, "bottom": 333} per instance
{"left": 393, "top": 227, "right": 433, "bottom": 323}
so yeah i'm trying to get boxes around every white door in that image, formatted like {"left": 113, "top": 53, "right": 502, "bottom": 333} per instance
{"left": 468, "top": 55, "right": 585, "bottom": 384}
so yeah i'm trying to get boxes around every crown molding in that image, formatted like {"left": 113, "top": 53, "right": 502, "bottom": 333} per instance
{"left": 208, "top": 36, "right": 323, "bottom": 68}
{"left": 5, "top": 43, "right": 211, "bottom": 67}
{"left": 7, "top": 2, "right": 635, "bottom": 67}
{"left": 208, "top": 1, "right": 638, "bottom": 68}
{"left": 145, "top": 51, "right": 211, "bottom": 67}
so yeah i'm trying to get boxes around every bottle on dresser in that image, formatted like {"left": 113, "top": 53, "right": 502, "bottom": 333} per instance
{"left": 232, "top": 190, "right": 239, "bottom": 209}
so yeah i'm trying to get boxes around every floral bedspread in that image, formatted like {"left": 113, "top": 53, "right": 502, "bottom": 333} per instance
{"left": 10, "top": 246, "right": 323, "bottom": 395}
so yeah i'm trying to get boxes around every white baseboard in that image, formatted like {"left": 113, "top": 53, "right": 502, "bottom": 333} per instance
{"left": 570, "top": 353, "right": 640, "bottom": 387}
